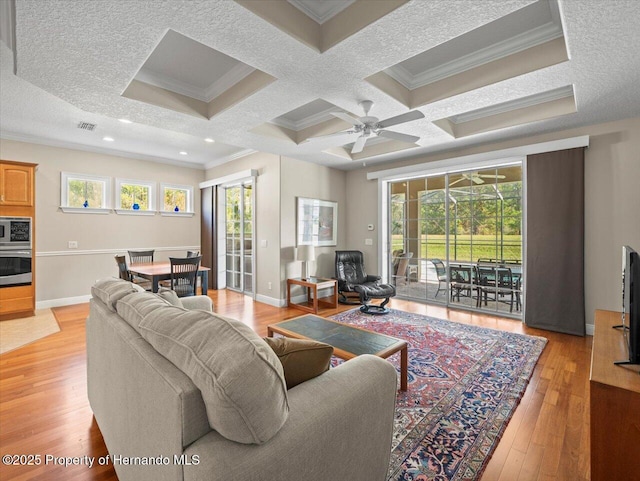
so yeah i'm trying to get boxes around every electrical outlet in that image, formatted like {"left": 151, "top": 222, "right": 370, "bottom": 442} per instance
{"left": 268, "top": 282, "right": 272, "bottom": 290}
{"left": 68, "top": 241, "right": 78, "bottom": 249}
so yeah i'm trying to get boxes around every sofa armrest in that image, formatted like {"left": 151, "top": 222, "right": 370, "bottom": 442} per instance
{"left": 181, "top": 296, "right": 213, "bottom": 312}
{"left": 184, "top": 355, "right": 397, "bottom": 481}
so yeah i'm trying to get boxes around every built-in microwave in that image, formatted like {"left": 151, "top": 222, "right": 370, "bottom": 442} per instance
{"left": 0, "top": 217, "right": 32, "bottom": 250}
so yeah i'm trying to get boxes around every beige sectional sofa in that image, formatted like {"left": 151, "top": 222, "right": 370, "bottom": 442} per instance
{"left": 86, "top": 278, "right": 398, "bottom": 481}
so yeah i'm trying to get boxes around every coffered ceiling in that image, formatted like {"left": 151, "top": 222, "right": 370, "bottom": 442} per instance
{"left": 0, "top": 0, "right": 639, "bottom": 171}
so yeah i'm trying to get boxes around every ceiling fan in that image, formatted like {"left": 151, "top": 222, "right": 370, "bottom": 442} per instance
{"left": 307, "top": 100, "right": 425, "bottom": 154}
{"left": 449, "top": 173, "right": 506, "bottom": 186}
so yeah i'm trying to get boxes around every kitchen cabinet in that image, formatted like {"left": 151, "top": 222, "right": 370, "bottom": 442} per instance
{"left": 0, "top": 161, "right": 34, "bottom": 207}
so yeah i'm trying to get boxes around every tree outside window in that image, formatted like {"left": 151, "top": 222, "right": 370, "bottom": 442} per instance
{"left": 161, "top": 183, "right": 193, "bottom": 213}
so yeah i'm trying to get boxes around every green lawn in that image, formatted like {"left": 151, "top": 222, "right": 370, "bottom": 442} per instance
{"left": 392, "top": 234, "right": 522, "bottom": 262}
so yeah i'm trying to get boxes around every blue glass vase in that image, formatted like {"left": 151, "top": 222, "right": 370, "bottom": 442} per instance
{"left": 132, "top": 203, "right": 140, "bottom": 210}
{"left": 174, "top": 206, "right": 179, "bottom": 212}
{"left": 83, "top": 200, "right": 89, "bottom": 208}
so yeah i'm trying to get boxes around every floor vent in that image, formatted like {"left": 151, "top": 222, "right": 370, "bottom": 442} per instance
{"left": 77, "top": 121, "right": 97, "bottom": 131}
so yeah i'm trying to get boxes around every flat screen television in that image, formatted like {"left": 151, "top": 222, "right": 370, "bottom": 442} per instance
{"left": 615, "top": 245, "right": 640, "bottom": 366}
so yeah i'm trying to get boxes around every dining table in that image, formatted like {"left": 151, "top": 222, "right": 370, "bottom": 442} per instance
{"left": 129, "top": 261, "right": 210, "bottom": 294}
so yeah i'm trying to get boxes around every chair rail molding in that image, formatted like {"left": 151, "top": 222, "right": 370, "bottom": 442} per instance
{"left": 36, "top": 246, "right": 201, "bottom": 257}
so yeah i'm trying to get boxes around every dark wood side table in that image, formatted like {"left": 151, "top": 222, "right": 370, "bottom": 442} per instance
{"left": 287, "top": 277, "right": 338, "bottom": 314}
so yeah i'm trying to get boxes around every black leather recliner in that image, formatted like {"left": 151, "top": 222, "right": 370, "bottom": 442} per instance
{"left": 334, "top": 250, "right": 396, "bottom": 314}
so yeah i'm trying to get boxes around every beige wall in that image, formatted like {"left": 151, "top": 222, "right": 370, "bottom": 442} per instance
{"left": 0, "top": 140, "right": 204, "bottom": 302}
{"left": 280, "top": 156, "right": 347, "bottom": 298}
{"left": 346, "top": 117, "right": 640, "bottom": 328}
{"left": 205, "top": 151, "right": 282, "bottom": 301}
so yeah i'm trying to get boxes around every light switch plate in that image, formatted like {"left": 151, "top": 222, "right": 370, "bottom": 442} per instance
{"left": 260, "top": 239, "right": 268, "bottom": 247}
{"left": 365, "top": 238, "right": 373, "bottom": 246}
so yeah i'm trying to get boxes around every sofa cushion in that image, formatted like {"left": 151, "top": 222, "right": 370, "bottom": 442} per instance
{"left": 116, "top": 291, "right": 176, "bottom": 332}
{"left": 92, "top": 278, "right": 145, "bottom": 312}
{"left": 157, "top": 287, "right": 183, "bottom": 307}
{"left": 263, "top": 337, "right": 334, "bottom": 389}
{"left": 138, "top": 308, "right": 289, "bottom": 444}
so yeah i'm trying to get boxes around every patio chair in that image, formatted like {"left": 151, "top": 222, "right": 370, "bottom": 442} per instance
{"left": 449, "top": 264, "right": 480, "bottom": 305}
{"left": 478, "top": 266, "right": 521, "bottom": 312}
{"left": 430, "top": 259, "right": 447, "bottom": 297}
{"left": 392, "top": 252, "right": 414, "bottom": 286}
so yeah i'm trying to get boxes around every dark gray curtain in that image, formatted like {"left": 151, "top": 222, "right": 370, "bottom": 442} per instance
{"left": 201, "top": 186, "right": 217, "bottom": 290}
{"left": 525, "top": 147, "right": 585, "bottom": 335}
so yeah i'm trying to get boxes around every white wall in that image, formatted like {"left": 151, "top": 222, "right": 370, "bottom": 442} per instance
{"left": 280, "top": 156, "right": 347, "bottom": 298}
{"left": 0, "top": 140, "right": 204, "bottom": 304}
{"left": 205, "top": 151, "right": 281, "bottom": 302}
{"left": 345, "top": 117, "right": 640, "bottom": 329}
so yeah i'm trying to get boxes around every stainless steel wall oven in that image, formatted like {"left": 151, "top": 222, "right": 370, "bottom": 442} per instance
{"left": 0, "top": 217, "right": 33, "bottom": 288}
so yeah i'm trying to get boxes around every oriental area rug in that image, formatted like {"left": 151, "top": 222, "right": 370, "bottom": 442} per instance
{"left": 329, "top": 308, "right": 547, "bottom": 481}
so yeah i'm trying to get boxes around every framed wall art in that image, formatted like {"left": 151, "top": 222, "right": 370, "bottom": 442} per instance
{"left": 297, "top": 197, "right": 337, "bottom": 246}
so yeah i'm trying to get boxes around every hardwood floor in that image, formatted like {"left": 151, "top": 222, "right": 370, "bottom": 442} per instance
{"left": 0, "top": 291, "right": 592, "bottom": 481}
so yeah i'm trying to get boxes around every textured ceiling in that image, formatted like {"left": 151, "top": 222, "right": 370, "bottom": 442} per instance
{"left": 1, "top": 0, "right": 639, "bottom": 171}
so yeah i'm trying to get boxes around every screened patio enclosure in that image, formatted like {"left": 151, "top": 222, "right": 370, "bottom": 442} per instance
{"left": 388, "top": 165, "right": 523, "bottom": 317}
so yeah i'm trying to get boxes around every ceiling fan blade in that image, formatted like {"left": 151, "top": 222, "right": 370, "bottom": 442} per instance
{"left": 472, "top": 176, "right": 485, "bottom": 184}
{"left": 449, "top": 177, "right": 465, "bottom": 187}
{"left": 330, "top": 111, "right": 364, "bottom": 126}
{"left": 305, "top": 130, "right": 359, "bottom": 147}
{"left": 377, "top": 130, "right": 420, "bottom": 144}
{"left": 377, "top": 110, "right": 425, "bottom": 129}
{"left": 477, "top": 174, "right": 507, "bottom": 179}
{"left": 351, "top": 135, "right": 367, "bottom": 154}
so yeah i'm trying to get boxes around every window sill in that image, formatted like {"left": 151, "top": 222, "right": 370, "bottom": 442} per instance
{"left": 115, "top": 209, "right": 157, "bottom": 216}
{"left": 160, "top": 211, "right": 195, "bottom": 217}
{"left": 60, "top": 206, "right": 111, "bottom": 214}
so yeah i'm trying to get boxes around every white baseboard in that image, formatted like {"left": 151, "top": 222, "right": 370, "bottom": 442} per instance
{"left": 586, "top": 323, "right": 594, "bottom": 336}
{"left": 255, "top": 294, "right": 286, "bottom": 308}
{"left": 37, "top": 295, "right": 92, "bottom": 309}
{"left": 290, "top": 287, "right": 334, "bottom": 305}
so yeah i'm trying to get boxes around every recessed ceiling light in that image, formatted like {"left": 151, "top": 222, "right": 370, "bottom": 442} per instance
{"left": 118, "top": 119, "right": 133, "bottom": 124}
{"left": 179, "top": 151, "right": 188, "bottom": 155}
{"left": 103, "top": 136, "right": 115, "bottom": 142}
{"left": 204, "top": 138, "right": 215, "bottom": 143}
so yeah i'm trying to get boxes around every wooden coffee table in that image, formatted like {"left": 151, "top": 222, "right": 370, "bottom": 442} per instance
{"left": 267, "top": 314, "right": 408, "bottom": 391}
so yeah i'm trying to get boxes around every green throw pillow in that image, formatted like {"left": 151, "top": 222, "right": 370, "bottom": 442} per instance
{"left": 263, "top": 337, "right": 334, "bottom": 389}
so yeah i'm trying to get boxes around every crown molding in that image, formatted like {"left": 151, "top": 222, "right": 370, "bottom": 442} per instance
{"left": 0, "top": 131, "right": 206, "bottom": 170}
{"left": 136, "top": 63, "right": 255, "bottom": 103}
{"left": 385, "top": 21, "right": 564, "bottom": 89}
{"left": 271, "top": 106, "right": 337, "bottom": 131}
{"left": 203, "top": 149, "right": 257, "bottom": 170}
{"left": 203, "top": 63, "right": 255, "bottom": 101}
{"left": 287, "top": 0, "right": 356, "bottom": 24}
{"left": 449, "top": 85, "right": 575, "bottom": 124}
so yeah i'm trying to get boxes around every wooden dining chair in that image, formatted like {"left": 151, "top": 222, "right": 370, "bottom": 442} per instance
{"left": 115, "top": 255, "right": 132, "bottom": 281}
{"left": 128, "top": 250, "right": 154, "bottom": 264}
{"left": 169, "top": 256, "right": 201, "bottom": 297}
{"left": 186, "top": 250, "right": 200, "bottom": 258}
{"left": 115, "top": 255, "right": 151, "bottom": 290}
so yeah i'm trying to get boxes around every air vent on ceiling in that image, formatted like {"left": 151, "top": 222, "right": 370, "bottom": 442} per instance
{"left": 77, "top": 121, "right": 97, "bottom": 131}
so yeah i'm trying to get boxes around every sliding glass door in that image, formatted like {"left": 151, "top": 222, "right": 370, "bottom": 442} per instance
{"left": 388, "top": 164, "right": 523, "bottom": 317}
{"left": 224, "top": 182, "right": 254, "bottom": 295}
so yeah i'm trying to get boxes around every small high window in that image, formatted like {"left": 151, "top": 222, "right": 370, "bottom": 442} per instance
{"left": 60, "top": 172, "right": 111, "bottom": 213}
{"left": 115, "top": 178, "right": 155, "bottom": 215}
{"left": 161, "top": 183, "right": 194, "bottom": 216}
